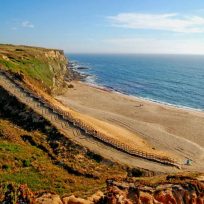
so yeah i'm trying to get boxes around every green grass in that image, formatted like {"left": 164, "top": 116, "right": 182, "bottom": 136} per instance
{"left": 0, "top": 139, "right": 69, "bottom": 194}
{"left": 0, "top": 54, "right": 53, "bottom": 88}
{"left": 0, "top": 59, "right": 17, "bottom": 70}
{"left": 0, "top": 142, "right": 21, "bottom": 153}
{"left": 0, "top": 169, "right": 51, "bottom": 191}
{"left": 0, "top": 44, "right": 66, "bottom": 90}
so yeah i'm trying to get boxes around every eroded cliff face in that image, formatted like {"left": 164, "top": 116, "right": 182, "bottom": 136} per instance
{"left": 1, "top": 176, "right": 204, "bottom": 203}
{"left": 0, "top": 44, "right": 73, "bottom": 94}
{"left": 44, "top": 49, "right": 69, "bottom": 94}
{"left": 99, "top": 176, "right": 204, "bottom": 204}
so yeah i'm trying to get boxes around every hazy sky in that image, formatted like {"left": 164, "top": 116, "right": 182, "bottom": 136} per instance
{"left": 1, "top": 0, "right": 204, "bottom": 54}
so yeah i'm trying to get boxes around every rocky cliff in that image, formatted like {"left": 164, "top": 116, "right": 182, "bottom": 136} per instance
{"left": 43, "top": 49, "right": 69, "bottom": 93}
{"left": 0, "top": 44, "right": 74, "bottom": 94}
{"left": 0, "top": 175, "right": 203, "bottom": 203}
{"left": 100, "top": 175, "right": 204, "bottom": 204}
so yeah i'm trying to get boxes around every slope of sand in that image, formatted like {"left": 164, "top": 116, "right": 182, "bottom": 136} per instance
{"left": 23, "top": 75, "right": 176, "bottom": 160}
{"left": 56, "top": 81, "right": 204, "bottom": 171}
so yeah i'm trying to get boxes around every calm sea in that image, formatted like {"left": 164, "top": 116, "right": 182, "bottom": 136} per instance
{"left": 67, "top": 54, "right": 204, "bottom": 111}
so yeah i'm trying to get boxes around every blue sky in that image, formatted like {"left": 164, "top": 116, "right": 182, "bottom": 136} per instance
{"left": 1, "top": 0, "right": 204, "bottom": 54}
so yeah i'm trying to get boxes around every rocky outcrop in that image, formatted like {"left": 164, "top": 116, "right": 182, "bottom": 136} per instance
{"left": 36, "top": 193, "right": 63, "bottom": 204}
{"left": 0, "top": 183, "right": 35, "bottom": 203}
{"left": 44, "top": 49, "right": 69, "bottom": 94}
{"left": 88, "top": 191, "right": 104, "bottom": 203}
{"left": 62, "top": 195, "right": 92, "bottom": 204}
{"left": 0, "top": 44, "right": 80, "bottom": 95}
{"left": 1, "top": 176, "right": 204, "bottom": 203}
{"left": 99, "top": 176, "right": 204, "bottom": 204}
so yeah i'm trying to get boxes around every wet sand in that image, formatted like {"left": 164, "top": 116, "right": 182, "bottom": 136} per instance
{"left": 56, "top": 81, "right": 204, "bottom": 171}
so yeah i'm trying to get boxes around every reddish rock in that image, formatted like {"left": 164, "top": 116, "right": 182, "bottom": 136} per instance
{"left": 88, "top": 191, "right": 104, "bottom": 203}
{"left": 183, "top": 191, "right": 191, "bottom": 204}
{"left": 191, "top": 192, "right": 197, "bottom": 204}
{"left": 196, "top": 193, "right": 204, "bottom": 204}
{"left": 139, "top": 191, "right": 154, "bottom": 204}
{"left": 154, "top": 191, "right": 166, "bottom": 203}
{"left": 62, "top": 195, "right": 92, "bottom": 204}
{"left": 103, "top": 177, "right": 204, "bottom": 204}
{"left": 35, "top": 193, "right": 63, "bottom": 204}
{"left": 165, "top": 190, "right": 177, "bottom": 204}
{"left": 172, "top": 190, "right": 184, "bottom": 204}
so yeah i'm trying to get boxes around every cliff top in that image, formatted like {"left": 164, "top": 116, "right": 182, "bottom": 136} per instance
{"left": 0, "top": 44, "right": 68, "bottom": 93}
{"left": 0, "top": 43, "right": 64, "bottom": 54}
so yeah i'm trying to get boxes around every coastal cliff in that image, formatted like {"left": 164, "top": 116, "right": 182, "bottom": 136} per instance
{"left": 101, "top": 175, "right": 204, "bottom": 204}
{"left": 0, "top": 174, "right": 203, "bottom": 203}
{"left": 0, "top": 44, "right": 203, "bottom": 203}
{"left": 0, "top": 44, "right": 72, "bottom": 94}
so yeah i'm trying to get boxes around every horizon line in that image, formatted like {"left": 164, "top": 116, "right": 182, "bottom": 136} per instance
{"left": 66, "top": 52, "right": 204, "bottom": 56}
{"left": 2, "top": 43, "right": 204, "bottom": 56}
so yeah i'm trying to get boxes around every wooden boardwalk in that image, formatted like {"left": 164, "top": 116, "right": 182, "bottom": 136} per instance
{"left": 0, "top": 69, "right": 181, "bottom": 170}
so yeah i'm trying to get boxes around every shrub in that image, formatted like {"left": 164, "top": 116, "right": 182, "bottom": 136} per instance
{"left": 68, "top": 84, "right": 74, "bottom": 88}
{"left": 23, "top": 159, "right": 31, "bottom": 167}
{"left": 2, "top": 164, "right": 11, "bottom": 171}
{"left": 15, "top": 48, "right": 24, "bottom": 51}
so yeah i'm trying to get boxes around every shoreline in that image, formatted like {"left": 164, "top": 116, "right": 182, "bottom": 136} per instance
{"left": 80, "top": 80, "right": 204, "bottom": 115}
{"left": 69, "top": 60, "right": 204, "bottom": 114}
{"left": 56, "top": 79, "right": 204, "bottom": 171}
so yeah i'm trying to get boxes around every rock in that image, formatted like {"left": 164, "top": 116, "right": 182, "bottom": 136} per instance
{"left": 87, "top": 190, "right": 104, "bottom": 203}
{"left": 67, "top": 84, "right": 74, "bottom": 88}
{"left": 165, "top": 190, "right": 177, "bottom": 204}
{"left": 139, "top": 191, "right": 154, "bottom": 204}
{"left": 197, "top": 176, "right": 204, "bottom": 181}
{"left": 35, "top": 193, "right": 63, "bottom": 204}
{"left": 151, "top": 189, "right": 177, "bottom": 204}
{"left": 102, "top": 186, "right": 132, "bottom": 204}
{"left": 183, "top": 191, "right": 191, "bottom": 204}
{"left": 197, "top": 194, "right": 204, "bottom": 204}
{"left": 99, "top": 177, "right": 204, "bottom": 204}
{"left": 2, "top": 55, "right": 10, "bottom": 61}
{"left": 191, "top": 191, "right": 197, "bottom": 204}
{"left": 77, "top": 66, "right": 89, "bottom": 70}
{"left": 62, "top": 195, "right": 92, "bottom": 204}
{"left": 172, "top": 190, "right": 184, "bottom": 204}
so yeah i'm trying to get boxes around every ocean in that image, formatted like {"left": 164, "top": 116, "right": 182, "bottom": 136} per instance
{"left": 67, "top": 54, "right": 204, "bottom": 111}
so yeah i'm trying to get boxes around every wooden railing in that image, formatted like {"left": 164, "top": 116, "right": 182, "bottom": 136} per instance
{"left": 0, "top": 69, "right": 180, "bottom": 168}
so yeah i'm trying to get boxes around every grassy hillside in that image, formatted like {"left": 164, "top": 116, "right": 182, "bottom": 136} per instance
{"left": 0, "top": 44, "right": 69, "bottom": 94}
{"left": 0, "top": 118, "right": 107, "bottom": 196}
{"left": 0, "top": 86, "right": 127, "bottom": 197}
{"left": 0, "top": 44, "right": 128, "bottom": 197}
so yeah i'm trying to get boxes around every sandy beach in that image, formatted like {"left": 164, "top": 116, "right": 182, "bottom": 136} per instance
{"left": 56, "top": 81, "right": 204, "bottom": 171}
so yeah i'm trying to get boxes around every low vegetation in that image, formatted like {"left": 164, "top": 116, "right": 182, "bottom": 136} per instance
{"left": 0, "top": 117, "right": 128, "bottom": 196}
{"left": 0, "top": 85, "right": 128, "bottom": 196}
{"left": 0, "top": 44, "right": 68, "bottom": 93}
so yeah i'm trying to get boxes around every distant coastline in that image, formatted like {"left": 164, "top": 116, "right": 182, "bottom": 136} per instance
{"left": 67, "top": 54, "right": 204, "bottom": 112}
{"left": 69, "top": 60, "right": 204, "bottom": 113}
